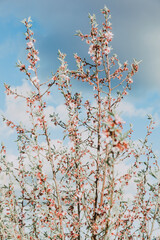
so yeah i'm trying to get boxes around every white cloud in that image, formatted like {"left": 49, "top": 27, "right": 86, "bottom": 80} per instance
{"left": 115, "top": 161, "right": 130, "bottom": 177}
{"left": 56, "top": 104, "right": 68, "bottom": 122}
{"left": 0, "top": 80, "right": 69, "bottom": 138}
{"left": 117, "top": 100, "right": 152, "bottom": 118}
{"left": 117, "top": 100, "right": 160, "bottom": 127}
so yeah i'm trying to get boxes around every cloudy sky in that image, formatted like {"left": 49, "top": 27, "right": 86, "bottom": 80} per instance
{"left": 0, "top": 0, "right": 160, "bottom": 153}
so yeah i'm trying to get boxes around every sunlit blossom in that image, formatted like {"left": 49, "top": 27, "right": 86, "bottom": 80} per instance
{"left": 27, "top": 41, "right": 34, "bottom": 48}
{"left": 31, "top": 76, "right": 39, "bottom": 85}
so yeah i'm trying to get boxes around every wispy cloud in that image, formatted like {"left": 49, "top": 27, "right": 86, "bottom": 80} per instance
{"left": 117, "top": 100, "right": 152, "bottom": 118}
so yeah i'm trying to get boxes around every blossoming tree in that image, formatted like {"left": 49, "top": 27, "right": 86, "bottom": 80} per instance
{"left": 0, "top": 6, "right": 159, "bottom": 240}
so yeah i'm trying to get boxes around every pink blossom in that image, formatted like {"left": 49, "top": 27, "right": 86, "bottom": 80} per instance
{"left": 128, "top": 78, "right": 133, "bottom": 84}
{"left": 92, "top": 56, "right": 96, "bottom": 62}
{"left": 31, "top": 76, "right": 39, "bottom": 85}
{"left": 104, "top": 46, "right": 111, "bottom": 55}
{"left": 123, "top": 90, "right": 128, "bottom": 95}
{"left": 88, "top": 44, "right": 95, "bottom": 56}
{"left": 86, "top": 40, "right": 90, "bottom": 44}
{"left": 27, "top": 41, "right": 34, "bottom": 48}
{"left": 28, "top": 65, "right": 34, "bottom": 71}
{"left": 34, "top": 55, "right": 40, "bottom": 62}
{"left": 105, "top": 31, "right": 114, "bottom": 41}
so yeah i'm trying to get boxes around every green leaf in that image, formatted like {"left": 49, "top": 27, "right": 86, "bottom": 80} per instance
{"left": 133, "top": 58, "right": 142, "bottom": 65}
{"left": 147, "top": 114, "right": 153, "bottom": 120}
{"left": 21, "top": 18, "right": 26, "bottom": 24}
{"left": 150, "top": 172, "right": 157, "bottom": 179}
{"left": 28, "top": 16, "right": 32, "bottom": 22}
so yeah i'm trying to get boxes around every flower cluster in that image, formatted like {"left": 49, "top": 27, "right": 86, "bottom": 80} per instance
{"left": 0, "top": 6, "right": 159, "bottom": 240}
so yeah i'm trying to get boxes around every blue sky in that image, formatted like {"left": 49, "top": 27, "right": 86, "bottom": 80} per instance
{"left": 0, "top": 0, "right": 160, "bottom": 153}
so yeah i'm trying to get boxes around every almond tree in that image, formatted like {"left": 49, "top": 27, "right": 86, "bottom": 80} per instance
{"left": 0, "top": 6, "right": 159, "bottom": 240}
